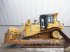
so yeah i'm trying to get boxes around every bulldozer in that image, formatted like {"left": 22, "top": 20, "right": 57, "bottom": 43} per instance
{"left": 3, "top": 13, "right": 70, "bottom": 48}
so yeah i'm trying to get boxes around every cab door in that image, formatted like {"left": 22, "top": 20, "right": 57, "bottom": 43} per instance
{"left": 40, "top": 15, "right": 48, "bottom": 30}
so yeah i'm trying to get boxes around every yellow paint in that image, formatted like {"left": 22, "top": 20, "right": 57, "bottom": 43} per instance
{"left": 24, "top": 23, "right": 40, "bottom": 36}
{"left": 24, "top": 13, "right": 63, "bottom": 37}
{"left": 5, "top": 13, "right": 64, "bottom": 43}
{"left": 48, "top": 13, "right": 63, "bottom": 29}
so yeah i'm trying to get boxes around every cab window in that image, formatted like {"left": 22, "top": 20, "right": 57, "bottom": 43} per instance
{"left": 48, "top": 15, "right": 54, "bottom": 23}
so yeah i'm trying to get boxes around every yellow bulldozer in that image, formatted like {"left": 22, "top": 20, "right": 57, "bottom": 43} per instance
{"left": 3, "top": 13, "right": 70, "bottom": 48}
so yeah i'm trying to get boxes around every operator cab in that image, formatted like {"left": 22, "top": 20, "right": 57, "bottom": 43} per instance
{"left": 40, "top": 14, "right": 54, "bottom": 30}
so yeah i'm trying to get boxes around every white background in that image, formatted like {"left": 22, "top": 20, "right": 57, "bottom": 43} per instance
{"left": 0, "top": 0, "right": 70, "bottom": 26}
